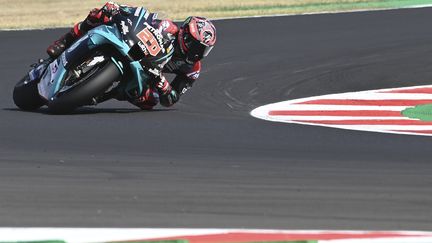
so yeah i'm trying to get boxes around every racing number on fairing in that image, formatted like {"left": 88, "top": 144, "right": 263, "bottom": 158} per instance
{"left": 136, "top": 28, "right": 162, "bottom": 56}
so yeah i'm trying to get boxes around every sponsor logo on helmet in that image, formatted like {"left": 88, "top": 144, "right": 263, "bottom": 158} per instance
{"left": 202, "top": 31, "right": 213, "bottom": 44}
{"left": 189, "top": 23, "right": 197, "bottom": 37}
{"left": 198, "top": 21, "right": 204, "bottom": 27}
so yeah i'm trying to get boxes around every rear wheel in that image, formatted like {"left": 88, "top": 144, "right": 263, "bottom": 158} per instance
{"left": 47, "top": 60, "right": 121, "bottom": 114}
{"left": 13, "top": 75, "right": 45, "bottom": 111}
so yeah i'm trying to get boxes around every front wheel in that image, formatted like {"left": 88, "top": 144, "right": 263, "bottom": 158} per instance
{"left": 13, "top": 75, "right": 45, "bottom": 111}
{"left": 47, "top": 60, "right": 121, "bottom": 114}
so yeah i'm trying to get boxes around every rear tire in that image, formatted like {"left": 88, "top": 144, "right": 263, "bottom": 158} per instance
{"left": 13, "top": 75, "right": 45, "bottom": 111}
{"left": 47, "top": 60, "right": 121, "bottom": 114}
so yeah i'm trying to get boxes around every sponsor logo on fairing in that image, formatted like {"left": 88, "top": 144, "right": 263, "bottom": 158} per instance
{"left": 159, "top": 20, "right": 169, "bottom": 32}
{"left": 166, "top": 44, "right": 173, "bottom": 54}
{"left": 143, "top": 10, "right": 150, "bottom": 20}
{"left": 136, "top": 24, "right": 165, "bottom": 56}
{"left": 134, "top": 7, "right": 142, "bottom": 16}
{"left": 137, "top": 41, "right": 149, "bottom": 55}
{"left": 148, "top": 68, "right": 160, "bottom": 76}
{"left": 61, "top": 52, "right": 68, "bottom": 66}
{"left": 120, "top": 20, "right": 129, "bottom": 34}
{"left": 51, "top": 63, "right": 58, "bottom": 74}
{"left": 144, "top": 23, "right": 164, "bottom": 51}
{"left": 49, "top": 61, "right": 59, "bottom": 84}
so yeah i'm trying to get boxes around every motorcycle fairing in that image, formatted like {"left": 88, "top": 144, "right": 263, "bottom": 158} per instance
{"left": 37, "top": 58, "right": 67, "bottom": 100}
{"left": 37, "top": 24, "right": 149, "bottom": 101}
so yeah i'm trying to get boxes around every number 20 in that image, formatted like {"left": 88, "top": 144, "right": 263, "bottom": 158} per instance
{"left": 136, "top": 28, "right": 162, "bottom": 56}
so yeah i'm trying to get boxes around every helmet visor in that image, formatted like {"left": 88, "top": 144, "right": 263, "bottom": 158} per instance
{"left": 183, "top": 32, "right": 214, "bottom": 61}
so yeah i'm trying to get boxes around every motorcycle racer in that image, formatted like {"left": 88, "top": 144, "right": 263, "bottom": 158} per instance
{"left": 46, "top": 2, "right": 217, "bottom": 110}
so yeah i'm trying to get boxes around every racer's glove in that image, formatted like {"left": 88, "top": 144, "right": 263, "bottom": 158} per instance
{"left": 159, "top": 89, "right": 179, "bottom": 107}
{"left": 153, "top": 76, "right": 180, "bottom": 107}
{"left": 101, "top": 2, "right": 120, "bottom": 16}
{"left": 85, "top": 8, "right": 106, "bottom": 27}
{"left": 131, "top": 88, "right": 159, "bottom": 110}
{"left": 86, "top": 2, "right": 120, "bottom": 26}
{"left": 155, "top": 76, "right": 172, "bottom": 95}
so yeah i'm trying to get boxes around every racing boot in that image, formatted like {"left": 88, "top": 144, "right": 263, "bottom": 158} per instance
{"left": 46, "top": 28, "right": 79, "bottom": 58}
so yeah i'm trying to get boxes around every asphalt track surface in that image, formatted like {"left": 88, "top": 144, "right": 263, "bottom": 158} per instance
{"left": 1, "top": 8, "right": 432, "bottom": 230}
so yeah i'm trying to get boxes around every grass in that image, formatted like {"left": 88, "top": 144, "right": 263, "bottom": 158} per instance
{"left": 1, "top": 0, "right": 432, "bottom": 29}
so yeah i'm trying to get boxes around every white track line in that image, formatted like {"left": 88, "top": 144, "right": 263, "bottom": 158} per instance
{"left": 298, "top": 93, "right": 432, "bottom": 100}
{"left": 256, "top": 105, "right": 408, "bottom": 111}
{"left": 2, "top": 5, "right": 432, "bottom": 31}
{"left": 210, "top": 4, "right": 432, "bottom": 21}
{"left": 268, "top": 116, "right": 410, "bottom": 121}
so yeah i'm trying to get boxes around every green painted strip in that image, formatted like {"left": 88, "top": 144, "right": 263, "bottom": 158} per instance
{"left": 201, "top": 0, "right": 432, "bottom": 13}
{"left": 401, "top": 104, "right": 432, "bottom": 121}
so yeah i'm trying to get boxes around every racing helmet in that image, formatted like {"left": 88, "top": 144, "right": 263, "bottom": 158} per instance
{"left": 178, "top": 16, "right": 217, "bottom": 63}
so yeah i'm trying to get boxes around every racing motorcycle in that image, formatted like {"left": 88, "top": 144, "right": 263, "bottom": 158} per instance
{"left": 13, "top": 9, "right": 174, "bottom": 114}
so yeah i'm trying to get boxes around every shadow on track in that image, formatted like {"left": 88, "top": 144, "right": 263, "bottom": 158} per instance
{"left": 3, "top": 107, "right": 175, "bottom": 115}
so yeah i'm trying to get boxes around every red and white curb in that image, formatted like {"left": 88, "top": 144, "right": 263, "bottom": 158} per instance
{"left": 251, "top": 85, "right": 432, "bottom": 136}
{"left": 1, "top": 229, "right": 432, "bottom": 243}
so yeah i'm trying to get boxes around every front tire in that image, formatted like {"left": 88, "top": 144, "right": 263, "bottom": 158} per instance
{"left": 13, "top": 75, "right": 45, "bottom": 111}
{"left": 47, "top": 60, "right": 121, "bottom": 114}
